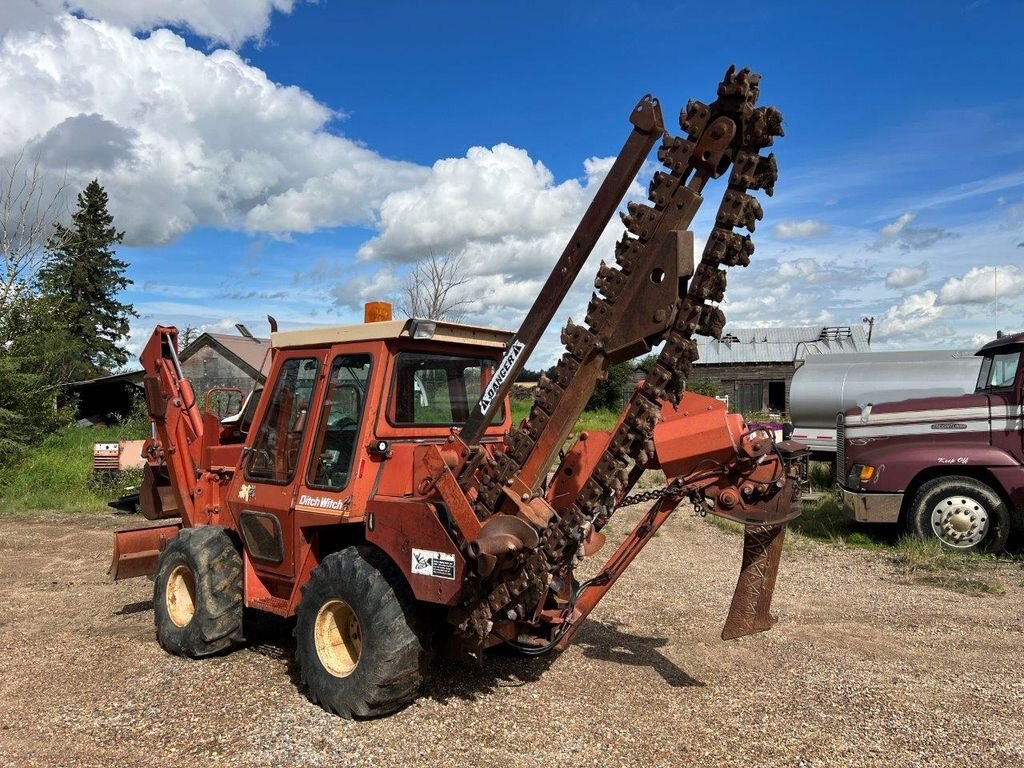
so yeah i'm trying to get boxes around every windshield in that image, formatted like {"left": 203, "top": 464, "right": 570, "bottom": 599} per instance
{"left": 976, "top": 350, "right": 1021, "bottom": 391}
{"left": 391, "top": 351, "right": 504, "bottom": 425}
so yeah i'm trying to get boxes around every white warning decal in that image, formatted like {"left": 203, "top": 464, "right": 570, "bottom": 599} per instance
{"left": 411, "top": 548, "right": 456, "bottom": 580}
{"left": 479, "top": 340, "right": 525, "bottom": 414}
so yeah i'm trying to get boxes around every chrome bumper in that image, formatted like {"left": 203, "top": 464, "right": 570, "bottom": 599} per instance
{"left": 840, "top": 488, "right": 904, "bottom": 524}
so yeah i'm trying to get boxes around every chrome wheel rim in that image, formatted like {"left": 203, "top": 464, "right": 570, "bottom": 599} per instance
{"left": 166, "top": 564, "right": 197, "bottom": 627}
{"left": 930, "top": 495, "right": 989, "bottom": 549}
{"left": 314, "top": 599, "right": 362, "bottom": 677}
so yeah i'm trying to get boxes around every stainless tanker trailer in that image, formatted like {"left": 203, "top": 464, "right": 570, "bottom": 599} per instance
{"left": 790, "top": 349, "right": 982, "bottom": 461}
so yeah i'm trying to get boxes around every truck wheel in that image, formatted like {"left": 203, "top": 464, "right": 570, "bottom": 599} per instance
{"left": 294, "top": 546, "right": 430, "bottom": 719}
{"left": 909, "top": 476, "right": 1010, "bottom": 553}
{"left": 153, "top": 526, "right": 244, "bottom": 657}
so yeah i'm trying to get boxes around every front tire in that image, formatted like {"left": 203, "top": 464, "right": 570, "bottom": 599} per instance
{"left": 294, "top": 546, "right": 430, "bottom": 719}
{"left": 909, "top": 476, "right": 1010, "bottom": 553}
{"left": 153, "top": 526, "right": 245, "bottom": 657}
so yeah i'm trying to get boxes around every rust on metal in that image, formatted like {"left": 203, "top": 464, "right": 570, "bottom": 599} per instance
{"left": 109, "top": 523, "right": 181, "bottom": 580}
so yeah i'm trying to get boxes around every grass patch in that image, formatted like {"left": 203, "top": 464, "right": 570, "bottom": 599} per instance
{"left": 573, "top": 409, "right": 619, "bottom": 433}
{"left": 890, "top": 536, "right": 1009, "bottom": 595}
{"left": 509, "top": 402, "right": 620, "bottom": 435}
{"left": 0, "top": 423, "right": 148, "bottom": 514}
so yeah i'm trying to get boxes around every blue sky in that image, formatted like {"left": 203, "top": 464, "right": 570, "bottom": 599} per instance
{"left": 1, "top": 0, "right": 1023, "bottom": 365}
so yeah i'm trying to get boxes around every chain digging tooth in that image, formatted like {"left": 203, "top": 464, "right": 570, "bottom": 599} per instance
{"left": 657, "top": 136, "right": 695, "bottom": 175}
{"left": 648, "top": 170, "right": 679, "bottom": 207}
{"left": 585, "top": 294, "right": 614, "bottom": 330}
{"left": 718, "top": 191, "right": 764, "bottom": 232}
{"left": 560, "top": 321, "right": 598, "bottom": 359}
{"left": 730, "top": 152, "right": 778, "bottom": 196}
{"left": 693, "top": 268, "right": 728, "bottom": 303}
{"left": 697, "top": 305, "right": 727, "bottom": 338}
{"left": 533, "top": 375, "right": 562, "bottom": 416}
{"left": 678, "top": 99, "right": 710, "bottom": 138}
{"left": 614, "top": 233, "right": 642, "bottom": 273}
{"left": 595, "top": 261, "right": 627, "bottom": 301}
{"left": 621, "top": 201, "right": 658, "bottom": 240}
{"left": 718, "top": 65, "right": 761, "bottom": 105}
{"left": 746, "top": 106, "right": 785, "bottom": 148}
{"left": 706, "top": 228, "right": 754, "bottom": 267}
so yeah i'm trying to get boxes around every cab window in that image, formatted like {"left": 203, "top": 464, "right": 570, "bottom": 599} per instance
{"left": 391, "top": 351, "right": 503, "bottom": 425}
{"left": 246, "top": 358, "right": 320, "bottom": 483}
{"left": 977, "top": 351, "right": 1020, "bottom": 391}
{"left": 307, "top": 355, "right": 372, "bottom": 490}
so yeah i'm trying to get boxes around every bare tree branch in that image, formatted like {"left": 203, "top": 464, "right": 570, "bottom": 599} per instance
{"left": 0, "top": 152, "right": 69, "bottom": 318}
{"left": 395, "top": 250, "right": 473, "bottom": 321}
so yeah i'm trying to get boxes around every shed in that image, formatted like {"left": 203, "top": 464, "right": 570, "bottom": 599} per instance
{"left": 177, "top": 332, "right": 270, "bottom": 415}
{"left": 693, "top": 325, "right": 870, "bottom": 416}
{"left": 68, "top": 331, "right": 270, "bottom": 424}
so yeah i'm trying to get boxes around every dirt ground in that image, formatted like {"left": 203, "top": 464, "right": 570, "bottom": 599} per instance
{"left": 1, "top": 508, "right": 1022, "bottom": 768}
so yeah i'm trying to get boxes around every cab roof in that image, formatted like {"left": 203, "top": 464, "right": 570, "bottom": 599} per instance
{"left": 271, "top": 318, "right": 513, "bottom": 350}
{"left": 975, "top": 331, "right": 1024, "bottom": 356}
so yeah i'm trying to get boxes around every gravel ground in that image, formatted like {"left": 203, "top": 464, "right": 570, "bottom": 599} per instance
{"left": 1, "top": 508, "right": 1022, "bottom": 768}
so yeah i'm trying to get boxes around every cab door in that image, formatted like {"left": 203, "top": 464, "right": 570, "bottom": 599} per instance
{"left": 228, "top": 351, "right": 326, "bottom": 579}
{"left": 291, "top": 348, "right": 378, "bottom": 520}
{"left": 980, "top": 349, "right": 1023, "bottom": 456}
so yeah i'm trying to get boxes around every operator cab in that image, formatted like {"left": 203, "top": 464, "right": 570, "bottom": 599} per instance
{"left": 225, "top": 306, "right": 514, "bottom": 559}
{"left": 974, "top": 332, "right": 1024, "bottom": 394}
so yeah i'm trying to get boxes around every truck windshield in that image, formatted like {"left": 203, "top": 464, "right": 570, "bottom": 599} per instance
{"left": 391, "top": 351, "right": 504, "bottom": 426}
{"left": 976, "top": 351, "right": 1021, "bottom": 391}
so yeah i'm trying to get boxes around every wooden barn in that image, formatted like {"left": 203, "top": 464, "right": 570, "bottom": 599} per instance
{"left": 69, "top": 331, "right": 269, "bottom": 424}
{"left": 692, "top": 325, "right": 870, "bottom": 417}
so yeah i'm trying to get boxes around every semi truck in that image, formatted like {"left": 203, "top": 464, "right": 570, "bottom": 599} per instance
{"left": 838, "top": 333, "right": 1023, "bottom": 552}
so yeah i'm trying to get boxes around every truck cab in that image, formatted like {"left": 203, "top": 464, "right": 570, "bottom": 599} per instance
{"left": 838, "top": 332, "right": 1024, "bottom": 552}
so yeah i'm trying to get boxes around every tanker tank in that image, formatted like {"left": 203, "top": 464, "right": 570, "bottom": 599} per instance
{"left": 789, "top": 349, "right": 981, "bottom": 460}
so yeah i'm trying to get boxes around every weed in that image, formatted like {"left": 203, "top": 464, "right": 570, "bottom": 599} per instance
{"left": 0, "top": 423, "right": 148, "bottom": 514}
{"left": 889, "top": 536, "right": 1015, "bottom": 595}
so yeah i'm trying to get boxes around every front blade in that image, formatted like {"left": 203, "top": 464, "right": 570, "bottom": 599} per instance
{"left": 721, "top": 524, "right": 785, "bottom": 640}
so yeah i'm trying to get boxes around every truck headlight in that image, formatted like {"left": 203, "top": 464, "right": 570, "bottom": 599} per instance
{"left": 848, "top": 464, "right": 876, "bottom": 485}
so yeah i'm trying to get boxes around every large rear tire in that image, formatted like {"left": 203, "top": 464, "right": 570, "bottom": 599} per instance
{"left": 153, "top": 526, "right": 245, "bottom": 657}
{"left": 909, "top": 476, "right": 1010, "bottom": 554}
{"left": 294, "top": 546, "right": 430, "bottom": 719}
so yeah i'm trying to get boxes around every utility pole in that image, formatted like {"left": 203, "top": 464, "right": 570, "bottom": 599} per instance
{"left": 862, "top": 316, "right": 875, "bottom": 345}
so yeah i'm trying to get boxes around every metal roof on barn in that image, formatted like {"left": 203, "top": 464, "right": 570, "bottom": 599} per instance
{"left": 694, "top": 325, "right": 870, "bottom": 365}
{"left": 196, "top": 332, "right": 271, "bottom": 376}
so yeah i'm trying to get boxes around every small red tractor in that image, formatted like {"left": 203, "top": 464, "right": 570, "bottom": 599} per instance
{"left": 110, "top": 67, "right": 806, "bottom": 718}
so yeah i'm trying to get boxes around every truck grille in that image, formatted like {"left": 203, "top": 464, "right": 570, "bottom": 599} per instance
{"left": 835, "top": 413, "right": 845, "bottom": 476}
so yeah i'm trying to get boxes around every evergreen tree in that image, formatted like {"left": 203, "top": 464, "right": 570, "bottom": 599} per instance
{"left": 38, "top": 179, "right": 135, "bottom": 375}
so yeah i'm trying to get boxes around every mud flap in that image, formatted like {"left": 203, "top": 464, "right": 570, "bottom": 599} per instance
{"left": 721, "top": 524, "right": 785, "bottom": 641}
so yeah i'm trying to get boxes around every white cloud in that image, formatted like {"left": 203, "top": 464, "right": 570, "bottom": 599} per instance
{"left": 872, "top": 211, "right": 957, "bottom": 251}
{"left": 358, "top": 145, "right": 611, "bottom": 264}
{"left": 0, "top": 1, "right": 301, "bottom": 47}
{"left": 885, "top": 262, "right": 928, "bottom": 288}
{"left": 881, "top": 212, "right": 914, "bottom": 238}
{"left": 938, "top": 265, "right": 1024, "bottom": 305}
{"left": 878, "top": 290, "right": 947, "bottom": 338}
{"left": 0, "top": 16, "right": 427, "bottom": 246}
{"left": 353, "top": 145, "right": 656, "bottom": 363}
{"left": 772, "top": 219, "right": 831, "bottom": 239}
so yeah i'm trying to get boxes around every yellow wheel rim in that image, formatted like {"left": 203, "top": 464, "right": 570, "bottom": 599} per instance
{"left": 314, "top": 599, "right": 362, "bottom": 677}
{"left": 166, "top": 564, "right": 197, "bottom": 628}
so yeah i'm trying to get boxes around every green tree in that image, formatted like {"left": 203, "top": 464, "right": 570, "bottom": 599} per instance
{"left": 586, "top": 361, "right": 633, "bottom": 411}
{"left": 0, "top": 294, "right": 78, "bottom": 461}
{"left": 38, "top": 179, "right": 135, "bottom": 375}
{"left": 686, "top": 378, "right": 721, "bottom": 397}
